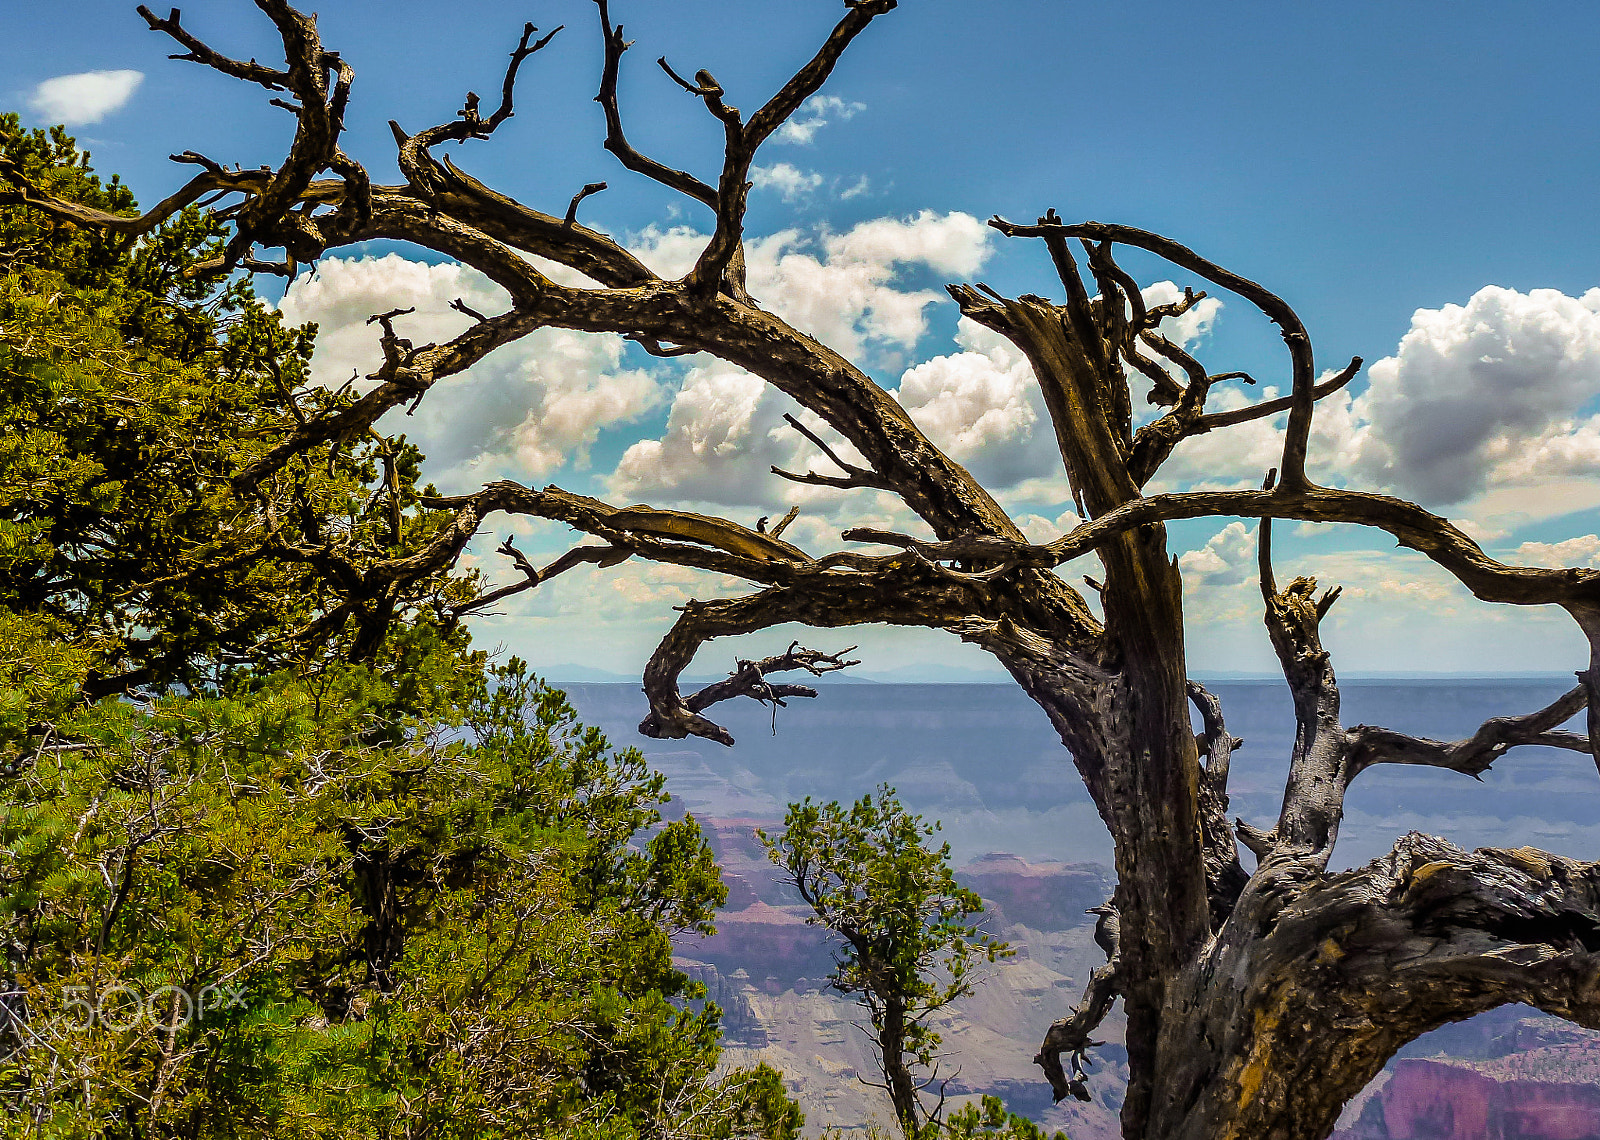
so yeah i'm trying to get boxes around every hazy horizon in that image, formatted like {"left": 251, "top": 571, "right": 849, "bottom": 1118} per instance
{"left": 560, "top": 678, "right": 1598, "bottom": 872}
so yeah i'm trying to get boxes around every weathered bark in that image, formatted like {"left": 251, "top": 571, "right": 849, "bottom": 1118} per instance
{"left": 880, "top": 1000, "right": 922, "bottom": 1140}
{"left": 949, "top": 281, "right": 1210, "bottom": 1135}
{"left": 21, "top": 5, "right": 1600, "bottom": 1137}
{"left": 1147, "top": 835, "right": 1600, "bottom": 1140}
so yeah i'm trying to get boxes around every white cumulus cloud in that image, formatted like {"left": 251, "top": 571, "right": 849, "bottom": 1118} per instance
{"left": 893, "top": 318, "right": 1055, "bottom": 488}
{"left": 824, "top": 209, "right": 992, "bottom": 277}
{"left": 278, "top": 254, "right": 661, "bottom": 490}
{"left": 1017, "top": 508, "right": 1083, "bottom": 545}
{"left": 611, "top": 360, "right": 794, "bottom": 507}
{"left": 1146, "top": 284, "right": 1600, "bottom": 513}
{"left": 28, "top": 70, "right": 143, "bottom": 125}
{"left": 1349, "top": 285, "right": 1600, "bottom": 506}
{"left": 627, "top": 225, "right": 710, "bottom": 280}
{"left": 752, "top": 162, "right": 826, "bottom": 203}
{"left": 1514, "top": 534, "right": 1600, "bottom": 568}
{"left": 774, "top": 94, "right": 865, "bottom": 145}
{"left": 1179, "top": 521, "right": 1258, "bottom": 589}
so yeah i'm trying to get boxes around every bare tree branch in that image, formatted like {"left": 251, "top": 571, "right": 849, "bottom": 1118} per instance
{"left": 564, "top": 180, "right": 608, "bottom": 225}
{"left": 1257, "top": 516, "right": 1347, "bottom": 860}
{"left": 1037, "top": 902, "right": 1119, "bottom": 1103}
{"left": 992, "top": 215, "right": 1322, "bottom": 490}
{"left": 1347, "top": 684, "right": 1591, "bottom": 779}
{"left": 623, "top": 332, "right": 697, "bottom": 357}
{"left": 1187, "top": 682, "right": 1248, "bottom": 927}
{"left": 137, "top": 5, "right": 291, "bottom": 88}
{"left": 767, "top": 506, "right": 800, "bottom": 539}
{"left": 414, "top": 160, "right": 656, "bottom": 288}
{"left": 638, "top": 641, "right": 859, "bottom": 738}
{"left": 0, "top": 152, "right": 266, "bottom": 240}
{"left": 592, "top": 0, "right": 718, "bottom": 208}
{"left": 452, "top": 540, "right": 629, "bottom": 618}
{"left": 129, "top": 2, "right": 377, "bottom": 274}
{"left": 638, "top": 570, "right": 991, "bottom": 745}
{"left": 391, "top": 21, "right": 561, "bottom": 197}
{"left": 685, "top": 0, "right": 898, "bottom": 301}
{"left": 772, "top": 412, "right": 892, "bottom": 491}
{"left": 1194, "top": 358, "right": 1360, "bottom": 433}
{"left": 1040, "top": 484, "right": 1600, "bottom": 609}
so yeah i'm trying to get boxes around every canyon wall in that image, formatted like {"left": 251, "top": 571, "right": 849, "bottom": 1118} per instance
{"left": 1337, "top": 1058, "right": 1600, "bottom": 1140}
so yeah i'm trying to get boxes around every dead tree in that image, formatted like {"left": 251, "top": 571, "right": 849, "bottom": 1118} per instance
{"left": 11, "top": 4, "right": 1600, "bottom": 1137}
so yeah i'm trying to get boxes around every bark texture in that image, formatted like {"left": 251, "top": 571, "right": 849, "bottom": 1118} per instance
{"left": 14, "top": 5, "right": 1600, "bottom": 1137}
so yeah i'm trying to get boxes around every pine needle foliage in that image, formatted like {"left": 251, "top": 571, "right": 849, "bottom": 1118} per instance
{"left": 0, "top": 123, "right": 799, "bottom": 1140}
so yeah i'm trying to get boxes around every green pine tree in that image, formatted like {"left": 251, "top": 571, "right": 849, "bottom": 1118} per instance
{"left": 0, "top": 119, "right": 800, "bottom": 1140}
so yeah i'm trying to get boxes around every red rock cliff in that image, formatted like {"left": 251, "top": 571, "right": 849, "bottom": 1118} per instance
{"left": 1340, "top": 1058, "right": 1600, "bottom": 1140}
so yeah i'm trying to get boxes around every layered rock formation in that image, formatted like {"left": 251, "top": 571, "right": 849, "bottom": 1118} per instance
{"left": 684, "top": 819, "right": 836, "bottom": 982}
{"left": 677, "top": 961, "right": 768, "bottom": 1047}
{"left": 1334, "top": 1009, "right": 1600, "bottom": 1140}
{"left": 957, "top": 853, "right": 1111, "bottom": 931}
{"left": 1338, "top": 1058, "right": 1600, "bottom": 1140}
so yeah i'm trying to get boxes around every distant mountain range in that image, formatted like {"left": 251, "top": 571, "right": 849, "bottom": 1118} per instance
{"left": 561, "top": 678, "right": 1599, "bottom": 869}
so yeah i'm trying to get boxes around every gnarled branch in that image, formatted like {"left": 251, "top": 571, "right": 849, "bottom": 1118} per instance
{"left": 137, "top": 5, "right": 291, "bottom": 88}
{"left": 1258, "top": 513, "right": 1347, "bottom": 860}
{"left": 1163, "top": 834, "right": 1600, "bottom": 1139}
{"left": 0, "top": 152, "right": 266, "bottom": 241}
{"left": 592, "top": 0, "right": 718, "bottom": 208}
{"left": 1187, "top": 682, "right": 1248, "bottom": 927}
{"left": 1347, "top": 684, "right": 1590, "bottom": 779}
{"left": 451, "top": 539, "right": 630, "bottom": 619}
{"left": 1041, "top": 484, "right": 1600, "bottom": 609}
{"left": 392, "top": 21, "right": 561, "bottom": 197}
{"left": 639, "top": 571, "right": 990, "bottom": 745}
{"left": 1037, "top": 902, "right": 1120, "bottom": 1103}
{"left": 992, "top": 215, "right": 1322, "bottom": 490}
{"left": 638, "top": 641, "right": 860, "bottom": 738}
{"left": 772, "top": 412, "right": 891, "bottom": 491}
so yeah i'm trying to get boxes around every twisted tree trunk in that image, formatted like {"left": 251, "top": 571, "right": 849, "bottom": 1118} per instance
{"left": 879, "top": 1000, "right": 923, "bottom": 1140}
{"left": 956, "top": 269, "right": 1600, "bottom": 1138}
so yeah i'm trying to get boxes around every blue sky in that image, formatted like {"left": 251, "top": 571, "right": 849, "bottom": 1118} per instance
{"left": 9, "top": 1, "right": 1600, "bottom": 678}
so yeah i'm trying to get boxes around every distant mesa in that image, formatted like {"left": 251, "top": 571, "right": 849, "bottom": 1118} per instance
{"left": 681, "top": 819, "right": 835, "bottom": 981}
{"left": 687, "top": 900, "right": 833, "bottom": 980}
{"left": 958, "top": 852, "right": 1113, "bottom": 932}
{"left": 1337, "top": 1057, "right": 1600, "bottom": 1140}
